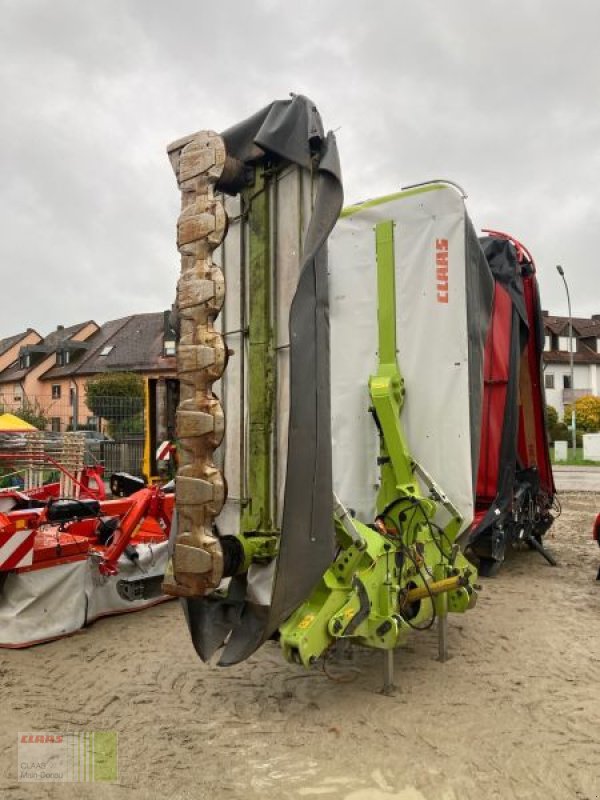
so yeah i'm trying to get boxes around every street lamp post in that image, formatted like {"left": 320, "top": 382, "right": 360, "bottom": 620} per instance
{"left": 556, "top": 265, "right": 576, "bottom": 452}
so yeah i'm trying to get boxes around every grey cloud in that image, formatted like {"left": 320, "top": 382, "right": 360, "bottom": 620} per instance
{"left": 1, "top": 0, "right": 599, "bottom": 339}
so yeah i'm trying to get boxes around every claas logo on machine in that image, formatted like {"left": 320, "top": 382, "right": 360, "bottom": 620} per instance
{"left": 436, "top": 238, "right": 449, "bottom": 304}
{"left": 20, "top": 735, "right": 64, "bottom": 744}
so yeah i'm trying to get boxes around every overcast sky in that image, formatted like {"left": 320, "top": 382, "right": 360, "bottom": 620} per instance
{"left": 1, "top": 0, "right": 598, "bottom": 338}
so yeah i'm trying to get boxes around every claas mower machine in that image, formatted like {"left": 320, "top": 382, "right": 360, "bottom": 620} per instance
{"left": 161, "top": 96, "right": 555, "bottom": 687}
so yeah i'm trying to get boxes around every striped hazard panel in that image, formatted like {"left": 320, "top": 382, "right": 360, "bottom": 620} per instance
{"left": 156, "top": 441, "right": 172, "bottom": 461}
{"left": 0, "top": 527, "right": 35, "bottom": 571}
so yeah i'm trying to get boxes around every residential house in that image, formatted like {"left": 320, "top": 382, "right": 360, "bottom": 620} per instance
{"left": 542, "top": 312, "right": 600, "bottom": 416}
{"left": 39, "top": 311, "right": 177, "bottom": 433}
{"left": 0, "top": 312, "right": 177, "bottom": 434}
{"left": 0, "top": 321, "right": 99, "bottom": 426}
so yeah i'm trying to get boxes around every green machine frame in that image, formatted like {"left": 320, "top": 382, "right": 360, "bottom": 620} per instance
{"left": 234, "top": 165, "right": 280, "bottom": 570}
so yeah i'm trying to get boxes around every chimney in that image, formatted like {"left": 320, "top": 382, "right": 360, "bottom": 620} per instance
{"left": 57, "top": 324, "right": 64, "bottom": 331}
{"left": 542, "top": 309, "right": 549, "bottom": 316}
{"left": 592, "top": 314, "right": 600, "bottom": 321}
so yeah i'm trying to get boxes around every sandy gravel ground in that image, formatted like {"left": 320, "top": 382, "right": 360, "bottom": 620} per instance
{"left": 1, "top": 492, "right": 600, "bottom": 800}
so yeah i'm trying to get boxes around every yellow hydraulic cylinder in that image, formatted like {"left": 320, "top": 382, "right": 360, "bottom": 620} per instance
{"left": 403, "top": 575, "right": 463, "bottom": 604}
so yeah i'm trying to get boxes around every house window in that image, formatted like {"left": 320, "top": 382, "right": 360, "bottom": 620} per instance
{"left": 558, "top": 336, "right": 571, "bottom": 352}
{"left": 544, "top": 374, "right": 555, "bottom": 389}
{"left": 563, "top": 374, "right": 572, "bottom": 389}
{"left": 19, "top": 353, "right": 31, "bottom": 369}
{"left": 13, "top": 384, "right": 22, "bottom": 401}
{"left": 543, "top": 335, "right": 551, "bottom": 352}
{"left": 51, "top": 384, "right": 61, "bottom": 400}
{"left": 164, "top": 340, "right": 176, "bottom": 357}
{"left": 100, "top": 345, "right": 114, "bottom": 356}
{"left": 56, "top": 350, "right": 70, "bottom": 366}
{"left": 51, "top": 417, "right": 61, "bottom": 432}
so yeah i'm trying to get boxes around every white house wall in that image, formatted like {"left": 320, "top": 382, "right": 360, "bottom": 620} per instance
{"left": 544, "top": 362, "right": 600, "bottom": 416}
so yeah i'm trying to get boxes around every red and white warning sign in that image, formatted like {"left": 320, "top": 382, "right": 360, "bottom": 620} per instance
{"left": 156, "top": 441, "right": 172, "bottom": 462}
{"left": 0, "top": 520, "right": 35, "bottom": 571}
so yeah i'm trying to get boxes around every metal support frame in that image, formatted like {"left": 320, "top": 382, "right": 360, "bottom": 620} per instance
{"left": 437, "top": 592, "right": 449, "bottom": 662}
{"left": 382, "top": 649, "right": 395, "bottom": 695}
{"left": 241, "top": 168, "right": 276, "bottom": 535}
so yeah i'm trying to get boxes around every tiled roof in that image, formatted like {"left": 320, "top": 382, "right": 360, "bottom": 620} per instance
{"left": 544, "top": 314, "right": 600, "bottom": 337}
{"left": 0, "top": 329, "right": 39, "bottom": 359}
{"left": 0, "top": 365, "right": 28, "bottom": 383}
{"left": 41, "top": 312, "right": 175, "bottom": 379}
{"left": 576, "top": 319, "right": 600, "bottom": 337}
{"left": 35, "top": 321, "right": 95, "bottom": 350}
{"left": 42, "top": 317, "right": 132, "bottom": 379}
{"left": 0, "top": 321, "right": 95, "bottom": 384}
{"left": 543, "top": 347, "right": 600, "bottom": 365}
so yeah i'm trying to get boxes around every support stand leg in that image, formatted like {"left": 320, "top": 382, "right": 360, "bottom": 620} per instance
{"left": 336, "top": 638, "right": 354, "bottom": 662}
{"left": 526, "top": 534, "right": 558, "bottom": 567}
{"left": 382, "top": 649, "right": 395, "bottom": 695}
{"left": 437, "top": 593, "right": 449, "bottom": 663}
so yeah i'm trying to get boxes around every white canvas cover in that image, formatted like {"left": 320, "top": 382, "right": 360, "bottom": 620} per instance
{"left": 328, "top": 184, "right": 478, "bottom": 530}
{"left": 0, "top": 542, "right": 169, "bottom": 647}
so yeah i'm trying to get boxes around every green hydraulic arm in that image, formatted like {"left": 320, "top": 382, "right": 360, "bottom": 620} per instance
{"left": 368, "top": 221, "right": 464, "bottom": 543}
{"left": 370, "top": 219, "right": 419, "bottom": 505}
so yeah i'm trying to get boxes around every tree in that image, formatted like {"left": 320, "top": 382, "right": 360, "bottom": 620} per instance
{"left": 85, "top": 373, "right": 144, "bottom": 435}
{"left": 545, "top": 405, "right": 558, "bottom": 428}
{"left": 545, "top": 404, "right": 566, "bottom": 444}
{"left": 563, "top": 395, "right": 600, "bottom": 433}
